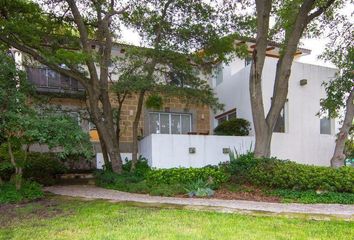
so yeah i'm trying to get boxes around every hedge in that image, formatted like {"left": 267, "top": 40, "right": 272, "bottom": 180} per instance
{"left": 225, "top": 153, "right": 354, "bottom": 193}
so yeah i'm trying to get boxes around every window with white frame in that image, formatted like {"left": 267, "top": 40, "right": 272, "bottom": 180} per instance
{"left": 214, "top": 63, "right": 223, "bottom": 86}
{"left": 320, "top": 117, "right": 332, "bottom": 134}
{"left": 149, "top": 112, "right": 192, "bottom": 134}
{"left": 274, "top": 101, "right": 288, "bottom": 133}
{"left": 215, "top": 109, "right": 236, "bottom": 125}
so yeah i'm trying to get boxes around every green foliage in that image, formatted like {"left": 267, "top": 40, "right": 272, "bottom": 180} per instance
{"left": 0, "top": 181, "right": 43, "bottom": 204}
{"left": 320, "top": 19, "right": 353, "bottom": 119}
{"left": 184, "top": 179, "right": 215, "bottom": 197}
{"left": 122, "top": 158, "right": 151, "bottom": 177}
{"left": 94, "top": 169, "right": 149, "bottom": 194}
{"left": 214, "top": 118, "right": 251, "bottom": 136}
{"left": 268, "top": 189, "right": 354, "bottom": 204}
{"left": 0, "top": 160, "right": 14, "bottom": 182}
{"left": 146, "top": 167, "right": 229, "bottom": 189}
{"left": 225, "top": 153, "right": 354, "bottom": 193}
{"left": 145, "top": 94, "right": 163, "bottom": 110}
{"left": 0, "top": 51, "right": 92, "bottom": 188}
{"left": 22, "top": 153, "right": 67, "bottom": 185}
{"left": 149, "top": 183, "right": 186, "bottom": 197}
{"left": 0, "top": 150, "right": 67, "bottom": 186}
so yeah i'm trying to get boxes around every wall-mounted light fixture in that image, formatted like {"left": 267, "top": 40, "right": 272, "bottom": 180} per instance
{"left": 189, "top": 147, "right": 196, "bottom": 154}
{"left": 222, "top": 148, "right": 230, "bottom": 154}
{"left": 300, "top": 79, "right": 308, "bottom": 86}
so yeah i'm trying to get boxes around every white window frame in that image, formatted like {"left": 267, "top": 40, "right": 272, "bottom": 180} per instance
{"left": 214, "top": 63, "right": 223, "bottom": 87}
{"left": 215, "top": 109, "right": 237, "bottom": 126}
{"left": 320, "top": 116, "right": 333, "bottom": 135}
{"left": 149, "top": 112, "right": 192, "bottom": 134}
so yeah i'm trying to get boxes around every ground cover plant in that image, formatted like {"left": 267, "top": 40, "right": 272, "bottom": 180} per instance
{"left": 0, "top": 196, "right": 353, "bottom": 240}
{"left": 224, "top": 152, "right": 354, "bottom": 193}
{"left": 95, "top": 159, "right": 228, "bottom": 197}
{"left": 0, "top": 181, "right": 43, "bottom": 204}
{"left": 96, "top": 154, "right": 354, "bottom": 204}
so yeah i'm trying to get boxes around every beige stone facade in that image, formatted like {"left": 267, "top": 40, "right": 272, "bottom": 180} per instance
{"left": 47, "top": 94, "right": 211, "bottom": 153}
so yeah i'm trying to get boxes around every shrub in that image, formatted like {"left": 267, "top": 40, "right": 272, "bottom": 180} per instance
{"left": 268, "top": 189, "right": 354, "bottom": 204}
{"left": 214, "top": 118, "right": 251, "bottom": 136}
{"left": 146, "top": 167, "right": 229, "bottom": 189}
{"left": 122, "top": 158, "right": 151, "bottom": 177}
{"left": 185, "top": 179, "right": 215, "bottom": 197}
{"left": 0, "top": 152, "right": 67, "bottom": 186}
{"left": 0, "top": 161, "right": 14, "bottom": 182}
{"left": 226, "top": 153, "right": 354, "bottom": 193}
{"left": 23, "top": 153, "right": 67, "bottom": 185}
{"left": 0, "top": 181, "right": 44, "bottom": 204}
{"left": 94, "top": 170, "right": 148, "bottom": 193}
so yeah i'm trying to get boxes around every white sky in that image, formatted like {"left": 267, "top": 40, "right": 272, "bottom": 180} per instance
{"left": 119, "top": 3, "right": 353, "bottom": 69}
{"left": 119, "top": 28, "right": 335, "bottom": 68}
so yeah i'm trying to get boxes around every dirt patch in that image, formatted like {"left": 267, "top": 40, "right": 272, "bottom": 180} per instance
{"left": 0, "top": 196, "right": 73, "bottom": 228}
{"left": 176, "top": 184, "right": 281, "bottom": 202}
{"left": 213, "top": 188, "right": 281, "bottom": 202}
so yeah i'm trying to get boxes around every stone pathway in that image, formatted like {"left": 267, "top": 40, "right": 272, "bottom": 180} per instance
{"left": 45, "top": 185, "right": 354, "bottom": 218}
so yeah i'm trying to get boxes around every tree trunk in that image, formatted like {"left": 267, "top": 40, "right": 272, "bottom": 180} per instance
{"left": 7, "top": 141, "right": 22, "bottom": 190}
{"left": 249, "top": 0, "right": 272, "bottom": 158}
{"left": 97, "top": 130, "right": 111, "bottom": 171}
{"left": 87, "top": 87, "right": 123, "bottom": 173}
{"left": 250, "top": 0, "right": 330, "bottom": 158}
{"left": 331, "top": 89, "right": 354, "bottom": 168}
{"left": 131, "top": 91, "right": 145, "bottom": 171}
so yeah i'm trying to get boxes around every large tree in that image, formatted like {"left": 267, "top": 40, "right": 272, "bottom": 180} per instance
{"left": 0, "top": 0, "right": 128, "bottom": 173}
{"left": 0, "top": 51, "right": 93, "bottom": 189}
{"left": 247, "top": 0, "right": 341, "bottom": 157}
{"left": 320, "top": 18, "right": 353, "bottom": 167}
{"left": 117, "top": 0, "right": 244, "bottom": 168}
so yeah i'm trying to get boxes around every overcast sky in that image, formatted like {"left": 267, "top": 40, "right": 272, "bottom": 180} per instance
{"left": 119, "top": 28, "right": 335, "bottom": 68}
{"left": 119, "top": 3, "right": 353, "bottom": 69}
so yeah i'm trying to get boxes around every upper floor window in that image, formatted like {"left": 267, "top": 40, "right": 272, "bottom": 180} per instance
{"left": 320, "top": 117, "right": 332, "bottom": 135}
{"left": 149, "top": 112, "right": 192, "bottom": 134}
{"left": 214, "top": 63, "right": 223, "bottom": 86}
{"left": 26, "top": 67, "right": 85, "bottom": 92}
{"left": 215, "top": 108, "right": 236, "bottom": 125}
{"left": 245, "top": 56, "right": 252, "bottom": 66}
{"left": 274, "top": 101, "right": 288, "bottom": 133}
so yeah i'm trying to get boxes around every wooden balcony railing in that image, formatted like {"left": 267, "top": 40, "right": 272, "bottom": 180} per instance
{"left": 26, "top": 67, "right": 85, "bottom": 95}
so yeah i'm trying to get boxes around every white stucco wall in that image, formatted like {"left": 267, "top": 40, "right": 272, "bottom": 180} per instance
{"left": 96, "top": 152, "right": 132, "bottom": 169}
{"left": 139, "top": 134, "right": 254, "bottom": 168}
{"left": 213, "top": 57, "right": 338, "bottom": 166}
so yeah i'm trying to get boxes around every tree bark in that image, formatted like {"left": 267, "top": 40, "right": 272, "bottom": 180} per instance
{"left": 7, "top": 141, "right": 22, "bottom": 190}
{"left": 250, "top": 0, "right": 272, "bottom": 158}
{"left": 250, "top": 0, "right": 335, "bottom": 158}
{"left": 331, "top": 89, "right": 354, "bottom": 168}
{"left": 131, "top": 90, "right": 145, "bottom": 171}
{"left": 96, "top": 129, "right": 111, "bottom": 171}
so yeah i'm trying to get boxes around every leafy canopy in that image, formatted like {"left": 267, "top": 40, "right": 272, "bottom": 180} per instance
{"left": 0, "top": 51, "right": 93, "bottom": 159}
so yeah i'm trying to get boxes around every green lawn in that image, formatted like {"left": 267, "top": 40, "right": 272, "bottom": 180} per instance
{"left": 0, "top": 196, "right": 353, "bottom": 240}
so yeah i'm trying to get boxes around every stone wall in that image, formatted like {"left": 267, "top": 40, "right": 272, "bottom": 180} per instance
{"left": 46, "top": 94, "right": 211, "bottom": 153}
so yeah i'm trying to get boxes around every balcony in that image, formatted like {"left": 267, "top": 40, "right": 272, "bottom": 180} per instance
{"left": 26, "top": 67, "right": 85, "bottom": 97}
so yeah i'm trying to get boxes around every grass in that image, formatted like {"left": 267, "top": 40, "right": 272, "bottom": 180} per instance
{"left": 0, "top": 196, "right": 353, "bottom": 240}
